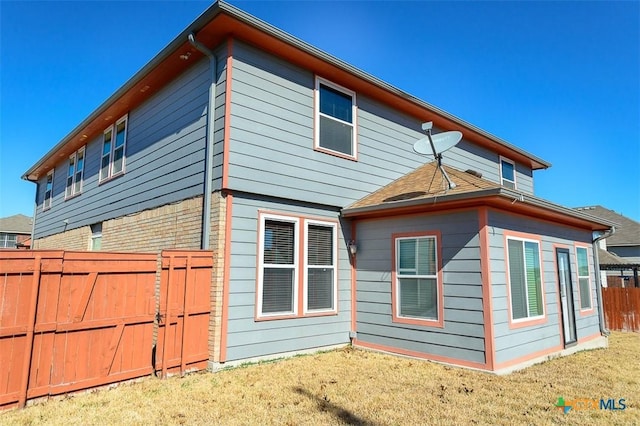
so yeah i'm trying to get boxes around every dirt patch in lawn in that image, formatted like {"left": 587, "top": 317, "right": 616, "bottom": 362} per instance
{"left": 3, "top": 332, "right": 638, "bottom": 425}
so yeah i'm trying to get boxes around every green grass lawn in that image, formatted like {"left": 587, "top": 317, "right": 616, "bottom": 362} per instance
{"left": 3, "top": 332, "right": 638, "bottom": 425}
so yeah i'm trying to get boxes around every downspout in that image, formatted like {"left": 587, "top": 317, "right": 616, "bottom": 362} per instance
{"left": 188, "top": 33, "right": 217, "bottom": 250}
{"left": 593, "top": 226, "right": 616, "bottom": 336}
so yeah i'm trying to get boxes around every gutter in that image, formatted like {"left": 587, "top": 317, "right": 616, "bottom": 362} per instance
{"left": 188, "top": 33, "right": 217, "bottom": 250}
{"left": 593, "top": 227, "right": 616, "bottom": 336}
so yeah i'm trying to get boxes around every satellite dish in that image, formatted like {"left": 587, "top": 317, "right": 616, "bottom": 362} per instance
{"left": 412, "top": 122, "right": 463, "bottom": 190}
{"left": 413, "top": 131, "right": 462, "bottom": 156}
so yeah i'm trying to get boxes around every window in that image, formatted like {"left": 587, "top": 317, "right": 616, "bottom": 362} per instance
{"left": 90, "top": 223, "right": 102, "bottom": 251}
{"left": 315, "top": 78, "right": 357, "bottom": 158}
{"left": 257, "top": 213, "right": 338, "bottom": 319}
{"left": 66, "top": 147, "right": 85, "bottom": 198}
{"left": 394, "top": 235, "right": 440, "bottom": 322}
{"left": 576, "top": 247, "right": 592, "bottom": 310}
{"left": 500, "top": 157, "right": 516, "bottom": 189}
{"left": 305, "top": 222, "right": 337, "bottom": 312}
{"left": 507, "top": 238, "right": 544, "bottom": 321}
{"left": 44, "top": 170, "right": 54, "bottom": 210}
{"left": 0, "top": 233, "right": 18, "bottom": 248}
{"left": 261, "top": 218, "right": 298, "bottom": 315}
{"left": 101, "top": 115, "right": 128, "bottom": 182}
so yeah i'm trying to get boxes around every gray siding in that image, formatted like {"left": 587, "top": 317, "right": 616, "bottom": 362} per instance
{"left": 354, "top": 210, "right": 486, "bottom": 365}
{"left": 225, "top": 193, "right": 351, "bottom": 361}
{"left": 34, "top": 47, "right": 228, "bottom": 239}
{"left": 226, "top": 41, "right": 534, "bottom": 209}
{"left": 487, "top": 211, "right": 601, "bottom": 366}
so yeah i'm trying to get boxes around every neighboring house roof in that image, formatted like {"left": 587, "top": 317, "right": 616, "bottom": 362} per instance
{"left": 598, "top": 248, "right": 639, "bottom": 268}
{"left": 574, "top": 205, "right": 640, "bottom": 247}
{"left": 343, "top": 162, "right": 614, "bottom": 231}
{"left": 22, "top": 1, "right": 550, "bottom": 183}
{"left": 0, "top": 214, "right": 32, "bottom": 234}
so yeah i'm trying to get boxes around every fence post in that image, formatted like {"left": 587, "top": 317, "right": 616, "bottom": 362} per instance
{"left": 18, "top": 256, "right": 42, "bottom": 408}
{"left": 180, "top": 255, "right": 192, "bottom": 376}
{"left": 161, "top": 254, "right": 174, "bottom": 379}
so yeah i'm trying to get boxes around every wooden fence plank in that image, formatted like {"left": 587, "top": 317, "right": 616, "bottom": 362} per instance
{"left": 603, "top": 287, "right": 640, "bottom": 332}
{"left": 18, "top": 256, "right": 41, "bottom": 408}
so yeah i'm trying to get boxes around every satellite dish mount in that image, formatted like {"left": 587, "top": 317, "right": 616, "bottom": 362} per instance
{"left": 412, "top": 122, "right": 462, "bottom": 190}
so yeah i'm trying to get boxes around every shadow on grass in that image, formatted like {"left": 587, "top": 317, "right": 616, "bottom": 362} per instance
{"left": 293, "top": 386, "right": 378, "bottom": 426}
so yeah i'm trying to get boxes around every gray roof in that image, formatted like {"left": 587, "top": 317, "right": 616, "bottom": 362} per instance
{"left": 0, "top": 214, "right": 32, "bottom": 234}
{"left": 598, "top": 249, "right": 640, "bottom": 268}
{"left": 574, "top": 206, "right": 640, "bottom": 246}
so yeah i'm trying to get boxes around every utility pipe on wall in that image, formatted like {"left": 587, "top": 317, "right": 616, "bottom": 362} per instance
{"left": 593, "top": 226, "right": 616, "bottom": 336}
{"left": 188, "top": 33, "right": 217, "bottom": 250}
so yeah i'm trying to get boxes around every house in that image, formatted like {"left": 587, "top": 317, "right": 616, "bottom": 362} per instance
{"left": 0, "top": 214, "right": 32, "bottom": 249}
{"left": 575, "top": 206, "right": 640, "bottom": 288}
{"left": 22, "top": 1, "right": 614, "bottom": 373}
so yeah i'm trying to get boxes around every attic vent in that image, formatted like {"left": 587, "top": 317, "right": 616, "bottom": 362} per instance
{"left": 465, "top": 169, "right": 482, "bottom": 178}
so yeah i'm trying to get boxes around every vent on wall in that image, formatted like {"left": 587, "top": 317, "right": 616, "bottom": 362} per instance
{"left": 465, "top": 169, "right": 482, "bottom": 178}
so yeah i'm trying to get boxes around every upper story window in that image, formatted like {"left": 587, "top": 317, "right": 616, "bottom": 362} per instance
{"left": 101, "top": 115, "right": 128, "bottom": 182}
{"left": 66, "top": 147, "right": 85, "bottom": 199}
{"left": 0, "top": 233, "right": 18, "bottom": 248}
{"left": 43, "top": 170, "right": 54, "bottom": 211}
{"left": 576, "top": 246, "right": 592, "bottom": 310}
{"left": 500, "top": 157, "right": 516, "bottom": 189}
{"left": 507, "top": 237, "right": 544, "bottom": 321}
{"left": 315, "top": 77, "right": 357, "bottom": 159}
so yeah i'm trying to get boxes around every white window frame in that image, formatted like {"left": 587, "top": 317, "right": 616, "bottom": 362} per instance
{"left": 506, "top": 237, "right": 545, "bottom": 322}
{"left": 394, "top": 235, "right": 440, "bottom": 323}
{"left": 43, "top": 170, "right": 54, "bottom": 211}
{"left": 303, "top": 220, "right": 338, "bottom": 314}
{"left": 314, "top": 77, "right": 357, "bottom": 159}
{"left": 257, "top": 214, "right": 300, "bottom": 318}
{"left": 0, "top": 233, "right": 17, "bottom": 248}
{"left": 100, "top": 114, "right": 128, "bottom": 182}
{"left": 576, "top": 246, "right": 593, "bottom": 310}
{"left": 65, "top": 146, "right": 85, "bottom": 199}
{"left": 500, "top": 156, "right": 517, "bottom": 189}
{"left": 89, "top": 223, "right": 102, "bottom": 251}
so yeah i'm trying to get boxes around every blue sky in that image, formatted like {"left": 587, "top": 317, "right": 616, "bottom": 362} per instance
{"left": 1, "top": 1, "right": 638, "bottom": 221}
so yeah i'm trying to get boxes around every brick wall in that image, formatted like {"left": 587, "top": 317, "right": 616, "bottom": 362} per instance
{"left": 33, "top": 192, "right": 229, "bottom": 366}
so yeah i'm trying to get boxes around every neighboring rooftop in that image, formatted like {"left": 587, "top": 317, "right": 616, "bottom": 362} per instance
{"left": 0, "top": 214, "right": 33, "bottom": 234}
{"left": 598, "top": 248, "right": 638, "bottom": 268}
{"left": 574, "top": 206, "right": 640, "bottom": 246}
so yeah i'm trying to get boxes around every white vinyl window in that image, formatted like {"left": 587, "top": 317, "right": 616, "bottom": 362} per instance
{"left": 395, "top": 236, "right": 439, "bottom": 321}
{"left": 304, "top": 221, "right": 337, "bottom": 313}
{"left": 0, "top": 233, "right": 18, "bottom": 248}
{"left": 101, "top": 115, "right": 128, "bottom": 182}
{"left": 43, "top": 170, "right": 54, "bottom": 210}
{"left": 507, "top": 238, "right": 544, "bottom": 321}
{"left": 500, "top": 157, "right": 516, "bottom": 189}
{"left": 315, "top": 77, "right": 357, "bottom": 158}
{"left": 576, "top": 247, "right": 592, "bottom": 310}
{"left": 258, "top": 215, "right": 299, "bottom": 316}
{"left": 90, "top": 223, "right": 102, "bottom": 251}
{"left": 66, "top": 147, "right": 85, "bottom": 198}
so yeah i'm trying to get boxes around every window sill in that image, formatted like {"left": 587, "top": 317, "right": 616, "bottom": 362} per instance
{"left": 99, "top": 171, "right": 125, "bottom": 186}
{"left": 508, "top": 315, "right": 547, "bottom": 329}
{"left": 579, "top": 307, "right": 595, "bottom": 317}
{"left": 255, "top": 310, "right": 338, "bottom": 321}
{"left": 314, "top": 146, "right": 358, "bottom": 162}
{"left": 392, "top": 315, "right": 444, "bottom": 328}
{"left": 64, "top": 192, "right": 82, "bottom": 201}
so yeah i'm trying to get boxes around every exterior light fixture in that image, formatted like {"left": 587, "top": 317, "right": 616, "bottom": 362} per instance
{"left": 348, "top": 240, "right": 357, "bottom": 256}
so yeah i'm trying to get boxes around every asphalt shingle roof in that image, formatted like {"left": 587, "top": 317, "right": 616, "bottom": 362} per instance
{"left": 0, "top": 214, "right": 32, "bottom": 234}
{"left": 574, "top": 206, "right": 640, "bottom": 246}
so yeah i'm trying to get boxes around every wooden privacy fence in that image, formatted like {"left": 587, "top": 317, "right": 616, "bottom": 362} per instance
{"left": 0, "top": 249, "right": 213, "bottom": 410}
{"left": 602, "top": 287, "right": 640, "bottom": 332}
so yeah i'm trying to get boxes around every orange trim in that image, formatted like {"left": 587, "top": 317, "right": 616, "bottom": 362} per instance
{"left": 390, "top": 230, "right": 444, "bottom": 328}
{"left": 313, "top": 146, "right": 358, "bottom": 162}
{"left": 297, "top": 216, "right": 305, "bottom": 316}
{"left": 494, "top": 344, "right": 563, "bottom": 370}
{"left": 574, "top": 243, "right": 596, "bottom": 316}
{"left": 350, "top": 221, "right": 357, "bottom": 332}
{"left": 222, "top": 38, "right": 233, "bottom": 190}
{"left": 503, "top": 231, "right": 549, "bottom": 329}
{"left": 478, "top": 207, "right": 495, "bottom": 370}
{"left": 219, "top": 192, "right": 233, "bottom": 363}
{"left": 552, "top": 243, "right": 571, "bottom": 347}
{"left": 354, "top": 339, "right": 488, "bottom": 371}
{"left": 577, "top": 331, "right": 602, "bottom": 344}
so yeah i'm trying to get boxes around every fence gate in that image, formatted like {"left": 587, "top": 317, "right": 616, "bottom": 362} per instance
{"left": 0, "top": 249, "right": 213, "bottom": 410}
{"left": 156, "top": 251, "right": 212, "bottom": 378}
